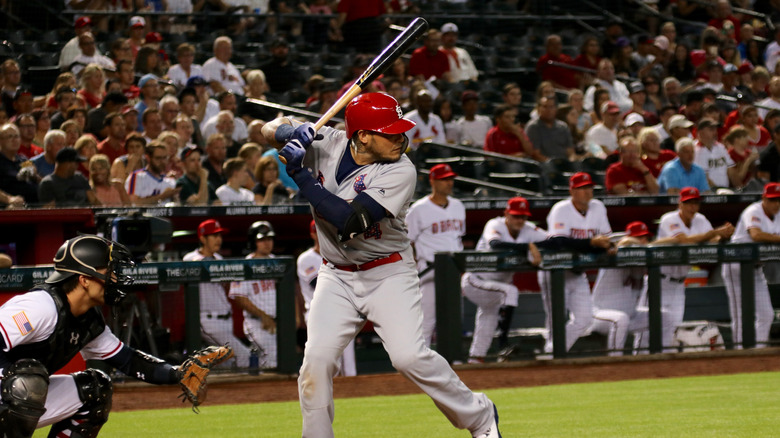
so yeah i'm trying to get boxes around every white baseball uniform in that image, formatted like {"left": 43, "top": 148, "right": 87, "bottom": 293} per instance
{"left": 215, "top": 184, "right": 255, "bottom": 205}
{"left": 693, "top": 141, "right": 735, "bottom": 188}
{"left": 297, "top": 247, "right": 356, "bottom": 376}
{"left": 229, "top": 253, "right": 278, "bottom": 368}
{"left": 202, "top": 57, "right": 246, "bottom": 95}
{"left": 642, "top": 210, "right": 714, "bottom": 351}
{"left": 722, "top": 201, "right": 779, "bottom": 347}
{"left": 538, "top": 198, "right": 612, "bottom": 352}
{"left": 124, "top": 168, "right": 176, "bottom": 200}
{"left": 405, "top": 194, "right": 466, "bottom": 347}
{"left": 298, "top": 125, "right": 495, "bottom": 438}
{"left": 183, "top": 249, "right": 251, "bottom": 367}
{"left": 0, "top": 291, "right": 123, "bottom": 428}
{"left": 404, "top": 110, "right": 447, "bottom": 147}
{"left": 462, "top": 217, "right": 547, "bottom": 358}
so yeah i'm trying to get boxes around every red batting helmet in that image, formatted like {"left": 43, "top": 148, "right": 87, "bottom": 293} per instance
{"left": 344, "top": 93, "right": 416, "bottom": 138}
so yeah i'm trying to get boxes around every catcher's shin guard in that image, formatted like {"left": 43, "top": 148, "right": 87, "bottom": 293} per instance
{"left": 0, "top": 359, "right": 50, "bottom": 438}
{"left": 47, "top": 369, "right": 112, "bottom": 438}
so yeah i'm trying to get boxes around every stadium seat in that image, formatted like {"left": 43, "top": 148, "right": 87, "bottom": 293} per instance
{"left": 487, "top": 172, "right": 544, "bottom": 195}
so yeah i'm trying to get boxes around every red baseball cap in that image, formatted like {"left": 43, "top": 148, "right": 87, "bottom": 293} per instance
{"left": 75, "top": 16, "right": 92, "bottom": 29}
{"left": 569, "top": 172, "right": 594, "bottom": 189}
{"left": 429, "top": 163, "right": 457, "bottom": 180}
{"left": 198, "top": 219, "right": 228, "bottom": 238}
{"left": 601, "top": 101, "right": 620, "bottom": 114}
{"left": 763, "top": 182, "right": 780, "bottom": 199}
{"left": 505, "top": 196, "right": 531, "bottom": 216}
{"left": 626, "top": 221, "right": 651, "bottom": 237}
{"left": 679, "top": 187, "right": 701, "bottom": 202}
{"left": 145, "top": 32, "right": 163, "bottom": 44}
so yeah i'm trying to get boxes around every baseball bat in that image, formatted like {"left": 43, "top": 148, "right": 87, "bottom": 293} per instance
{"left": 280, "top": 17, "right": 429, "bottom": 163}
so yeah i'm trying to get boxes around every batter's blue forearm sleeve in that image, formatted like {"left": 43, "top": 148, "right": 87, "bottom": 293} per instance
{"left": 106, "top": 345, "right": 179, "bottom": 384}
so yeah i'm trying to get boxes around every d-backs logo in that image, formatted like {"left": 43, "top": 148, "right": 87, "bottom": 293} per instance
{"left": 353, "top": 174, "right": 367, "bottom": 194}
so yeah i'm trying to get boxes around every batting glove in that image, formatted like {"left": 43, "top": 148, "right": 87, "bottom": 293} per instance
{"left": 280, "top": 139, "right": 307, "bottom": 175}
{"left": 291, "top": 122, "right": 323, "bottom": 149}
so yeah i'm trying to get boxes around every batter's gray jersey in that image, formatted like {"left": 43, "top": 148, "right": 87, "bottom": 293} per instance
{"left": 307, "top": 126, "right": 417, "bottom": 265}
{"left": 476, "top": 217, "right": 548, "bottom": 283}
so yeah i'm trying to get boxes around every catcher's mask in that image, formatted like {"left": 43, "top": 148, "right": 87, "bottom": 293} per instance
{"left": 46, "top": 235, "right": 135, "bottom": 305}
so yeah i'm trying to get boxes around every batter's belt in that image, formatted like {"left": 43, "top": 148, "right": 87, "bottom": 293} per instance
{"left": 324, "top": 252, "right": 402, "bottom": 272}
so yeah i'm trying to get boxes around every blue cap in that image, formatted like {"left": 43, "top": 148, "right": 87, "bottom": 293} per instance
{"left": 186, "top": 76, "right": 208, "bottom": 87}
{"left": 138, "top": 74, "right": 159, "bottom": 88}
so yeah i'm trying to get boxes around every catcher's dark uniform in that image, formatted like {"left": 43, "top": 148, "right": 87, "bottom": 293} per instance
{"left": 0, "top": 283, "right": 179, "bottom": 437}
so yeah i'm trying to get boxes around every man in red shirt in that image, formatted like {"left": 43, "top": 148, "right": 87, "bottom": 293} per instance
{"left": 640, "top": 127, "right": 677, "bottom": 177}
{"left": 97, "top": 112, "right": 127, "bottom": 164}
{"left": 536, "top": 34, "right": 577, "bottom": 90}
{"left": 117, "top": 60, "right": 141, "bottom": 103}
{"left": 15, "top": 113, "right": 42, "bottom": 159}
{"left": 606, "top": 136, "right": 659, "bottom": 194}
{"left": 484, "top": 104, "right": 543, "bottom": 160}
{"left": 409, "top": 29, "right": 451, "bottom": 81}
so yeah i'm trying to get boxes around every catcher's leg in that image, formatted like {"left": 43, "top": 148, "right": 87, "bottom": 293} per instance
{"left": 0, "top": 359, "right": 49, "bottom": 438}
{"left": 46, "top": 369, "right": 112, "bottom": 438}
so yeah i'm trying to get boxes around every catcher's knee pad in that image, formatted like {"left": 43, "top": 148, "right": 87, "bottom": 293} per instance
{"left": 48, "top": 369, "right": 113, "bottom": 438}
{"left": 0, "top": 358, "right": 50, "bottom": 438}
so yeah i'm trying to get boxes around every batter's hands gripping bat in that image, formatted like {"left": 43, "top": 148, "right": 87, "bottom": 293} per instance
{"left": 280, "top": 17, "right": 429, "bottom": 163}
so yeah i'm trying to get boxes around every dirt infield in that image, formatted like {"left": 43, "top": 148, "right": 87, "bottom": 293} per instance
{"left": 112, "top": 349, "right": 780, "bottom": 412}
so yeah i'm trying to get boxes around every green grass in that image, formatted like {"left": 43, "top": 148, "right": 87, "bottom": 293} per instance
{"left": 35, "top": 372, "right": 780, "bottom": 437}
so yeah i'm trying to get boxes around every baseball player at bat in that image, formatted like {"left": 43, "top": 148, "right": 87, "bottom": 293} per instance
{"left": 721, "top": 182, "right": 780, "bottom": 348}
{"left": 263, "top": 92, "right": 501, "bottom": 438}
{"left": 405, "top": 163, "right": 466, "bottom": 348}
{"left": 637, "top": 187, "right": 733, "bottom": 352}
{"left": 0, "top": 235, "right": 221, "bottom": 437}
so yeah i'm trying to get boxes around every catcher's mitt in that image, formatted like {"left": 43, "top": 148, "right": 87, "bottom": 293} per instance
{"left": 178, "top": 345, "right": 234, "bottom": 412}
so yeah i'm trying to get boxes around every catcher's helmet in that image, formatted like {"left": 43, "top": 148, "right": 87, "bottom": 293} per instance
{"left": 247, "top": 221, "right": 275, "bottom": 248}
{"left": 344, "top": 92, "right": 416, "bottom": 138}
{"left": 46, "top": 235, "right": 135, "bottom": 305}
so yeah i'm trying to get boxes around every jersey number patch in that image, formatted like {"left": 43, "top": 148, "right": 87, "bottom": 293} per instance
{"left": 363, "top": 223, "right": 382, "bottom": 240}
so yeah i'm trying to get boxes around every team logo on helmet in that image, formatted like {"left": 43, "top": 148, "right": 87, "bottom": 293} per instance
{"left": 353, "top": 174, "right": 367, "bottom": 194}
{"left": 395, "top": 105, "right": 403, "bottom": 119}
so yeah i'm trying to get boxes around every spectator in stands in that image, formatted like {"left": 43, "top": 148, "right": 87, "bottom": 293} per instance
{"left": 694, "top": 118, "right": 736, "bottom": 189}
{"left": 667, "top": 44, "right": 696, "bottom": 85}
{"left": 584, "top": 59, "right": 632, "bottom": 113}
{"left": 455, "top": 91, "right": 492, "bottom": 147}
{"left": 203, "top": 36, "right": 245, "bottom": 96}
{"left": 31, "top": 129, "right": 67, "bottom": 178}
{"left": 215, "top": 157, "right": 256, "bottom": 205}
{"left": 89, "top": 153, "right": 130, "bottom": 206}
{"left": 15, "top": 114, "right": 42, "bottom": 160}
{"left": 85, "top": 92, "right": 128, "bottom": 140}
{"left": 680, "top": 90, "right": 704, "bottom": 125}
{"left": 174, "top": 114, "right": 197, "bottom": 150}
{"left": 1, "top": 60, "right": 22, "bottom": 118}
{"left": 624, "top": 112, "right": 646, "bottom": 138}
{"left": 501, "top": 82, "right": 524, "bottom": 121}
{"left": 71, "top": 32, "right": 115, "bottom": 77}
{"left": 0, "top": 123, "right": 38, "bottom": 203}
{"left": 110, "top": 133, "right": 145, "bottom": 185}
{"left": 158, "top": 95, "right": 180, "bottom": 132}
{"left": 135, "top": 46, "right": 167, "bottom": 78}
{"left": 653, "top": 105, "right": 678, "bottom": 143}
{"left": 588, "top": 88, "right": 610, "bottom": 127}
{"left": 0, "top": 187, "right": 25, "bottom": 209}
{"left": 526, "top": 96, "right": 575, "bottom": 160}
{"left": 601, "top": 20, "right": 625, "bottom": 60}
{"left": 77, "top": 64, "right": 106, "bottom": 110}
{"left": 127, "top": 16, "right": 146, "bottom": 58}
{"left": 115, "top": 60, "right": 140, "bottom": 103}
{"left": 125, "top": 141, "right": 179, "bottom": 204}
{"left": 202, "top": 133, "right": 228, "bottom": 189}
{"left": 335, "top": 0, "right": 386, "bottom": 54}
{"left": 758, "top": 124, "right": 780, "bottom": 182}
{"left": 627, "top": 82, "right": 657, "bottom": 126}
{"left": 658, "top": 137, "right": 710, "bottom": 194}
{"left": 38, "top": 146, "right": 98, "bottom": 207}
{"left": 405, "top": 90, "right": 447, "bottom": 146}
{"left": 158, "top": 131, "right": 183, "bottom": 178}
{"left": 440, "top": 23, "right": 478, "bottom": 83}
{"left": 660, "top": 114, "right": 694, "bottom": 151}
{"left": 744, "top": 66, "right": 770, "bottom": 103}
{"left": 724, "top": 126, "right": 759, "bottom": 190}
{"left": 434, "top": 96, "right": 458, "bottom": 144}
{"left": 239, "top": 69, "right": 277, "bottom": 122}
{"left": 611, "top": 37, "right": 634, "bottom": 77}
{"left": 178, "top": 85, "right": 208, "bottom": 144}
{"left": 259, "top": 37, "right": 302, "bottom": 95}
{"left": 134, "top": 74, "right": 161, "bottom": 127}
{"left": 572, "top": 35, "right": 602, "bottom": 89}
{"left": 108, "top": 38, "right": 133, "bottom": 64}
{"left": 59, "top": 16, "right": 93, "bottom": 70}
{"left": 556, "top": 105, "right": 586, "bottom": 155}
{"left": 237, "top": 143, "right": 262, "bottom": 190}
{"left": 409, "top": 29, "right": 450, "bottom": 82}
{"left": 763, "top": 109, "right": 780, "bottom": 138}
{"left": 536, "top": 34, "right": 577, "bottom": 90}
{"left": 202, "top": 92, "right": 248, "bottom": 143}
{"left": 757, "top": 76, "right": 780, "bottom": 120}
{"left": 253, "top": 154, "right": 293, "bottom": 205}
{"left": 97, "top": 112, "right": 127, "bottom": 165}
{"left": 586, "top": 101, "right": 621, "bottom": 156}
{"left": 484, "top": 104, "right": 544, "bottom": 160}
{"left": 31, "top": 109, "right": 50, "bottom": 150}
{"left": 642, "top": 76, "right": 664, "bottom": 115}
{"left": 177, "top": 145, "right": 217, "bottom": 205}
{"left": 639, "top": 126, "right": 676, "bottom": 178}
{"left": 141, "top": 108, "right": 164, "bottom": 143}
{"left": 606, "top": 136, "right": 659, "bottom": 195}
{"left": 662, "top": 76, "right": 683, "bottom": 109}
{"left": 247, "top": 120, "right": 269, "bottom": 149}
{"left": 306, "top": 80, "right": 340, "bottom": 118}
{"left": 737, "top": 105, "right": 771, "bottom": 150}
{"left": 73, "top": 134, "right": 97, "bottom": 179}
{"left": 50, "top": 86, "right": 78, "bottom": 130}
{"left": 61, "top": 120, "right": 81, "bottom": 148}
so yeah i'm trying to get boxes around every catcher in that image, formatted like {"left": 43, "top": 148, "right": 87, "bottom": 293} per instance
{"left": 0, "top": 235, "right": 232, "bottom": 437}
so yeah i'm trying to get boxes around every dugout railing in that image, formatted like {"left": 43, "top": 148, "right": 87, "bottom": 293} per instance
{"left": 433, "top": 242, "right": 780, "bottom": 362}
{"left": 0, "top": 257, "right": 299, "bottom": 374}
